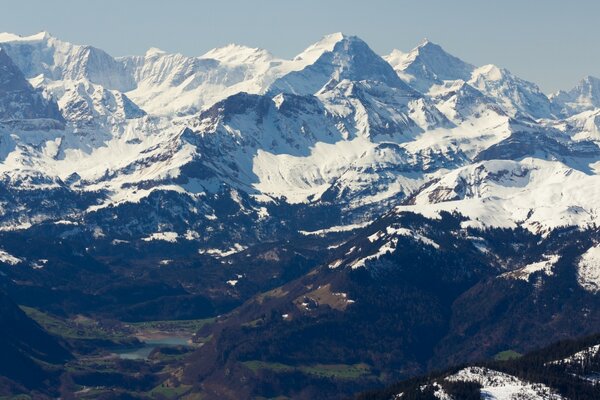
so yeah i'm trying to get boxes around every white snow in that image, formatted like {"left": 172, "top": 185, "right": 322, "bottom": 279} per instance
{"left": 577, "top": 244, "right": 600, "bottom": 293}
{"left": 502, "top": 255, "right": 560, "bottom": 281}
{"left": 0, "top": 30, "right": 599, "bottom": 246}
{"left": 0, "top": 249, "right": 21, "bottom": 265}
{"left": 299, "top": 221, "right": 371, "bottom": 236}
{"left": 396, "top": 158, "right": 600, "bottom": 235}
{"left": 446, "top": 367, "right": 564, "bottom": 400}
{"left": 142, "top": 232, "right": 179, "bottom": 243}
{"left": 199, "top": 243, "right": 247, "bottom": 258}
{"left": 350, "top": 238, "right": 398, "bottom": 269}
{"left": 549, "top": 344, "right": 600, "bottom": 366}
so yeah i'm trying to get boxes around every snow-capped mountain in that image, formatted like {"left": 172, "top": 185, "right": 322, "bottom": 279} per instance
{"left": 119, "top": 44, "right": 278, "bottom": 116}
{"left": 0, "top": 32, "right": 134, "bottom": 91}
{"left": 468, "top": 64, "right": 554, "bottom": 119}
{"left": 0, "top": 30, "right": 597, "bottom": 247}
{"left": 384, "top": 39, "right": 475, "bottom": 93}
{"left": 386, "top": 40, "right": 554, "bottom": 120}
{"left": 552, "top": 75, "right": 600, "bottom": 116}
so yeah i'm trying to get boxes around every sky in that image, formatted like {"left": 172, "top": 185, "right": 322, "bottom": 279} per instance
{"left": 2, "top": 0, "right": 598, "bottom": 92}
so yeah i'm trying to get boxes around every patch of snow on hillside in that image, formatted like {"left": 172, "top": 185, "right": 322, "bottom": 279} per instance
{"left": 350, "top": 238, "right": 398, "bottom": 269}
{"left": 502, "top": 255, "right": 560, "bottom": 281}
{"left": 578, "top": 244, "right": 600, "bottom": 293}
{"left": 548, "top": 344, "right": 600, "bottom": 366}
{"left": 0, "top": 249, "right": 21, "bottom": 265}
{"left": 299, "top": 221, "right": 371, "bottom": 236}
{"left": 199, "top": 243, "right": 247, "bottom": 258}
{"left": 446, "top": 367, "right": 564, "bottom": 400}
{"left": 142, "top": 232, "right": 178, "bottom": 243}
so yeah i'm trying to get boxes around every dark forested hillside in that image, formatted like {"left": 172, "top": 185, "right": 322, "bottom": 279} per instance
{"left": 357, "top": 334, "right": 600, "bottom": 400}
{"left": 0, "top": 291, "right": 71, "bottom": 395}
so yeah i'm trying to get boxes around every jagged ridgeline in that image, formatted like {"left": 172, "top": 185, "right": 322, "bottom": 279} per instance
{"left": 0, "top": 31, "right": 599, "bottom": 399}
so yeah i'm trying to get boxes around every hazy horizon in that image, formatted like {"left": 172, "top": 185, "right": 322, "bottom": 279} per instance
{"left": 2, "top": 0, "right": 599, "bottom": 92}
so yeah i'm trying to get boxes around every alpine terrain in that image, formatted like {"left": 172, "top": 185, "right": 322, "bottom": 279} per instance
{"left": 0, "top": 31, "right": 599, "bottom": 399}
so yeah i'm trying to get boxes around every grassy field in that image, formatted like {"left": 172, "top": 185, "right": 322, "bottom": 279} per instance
{"left": 493, "top": 350, "right": 523, "bottom": 361}
{"left": 148, "top": 383, "right": 192, "bottom": 399}
{"left": 242, "top": 360, "right": 296, "bottom": 373}
{"left": 130, "top": 317, "right": 215, "bottom": 333}
{"left": 242, "top": 360, "right": 372, "bottom": 380}
{"left": 19, "top": 306, "right": 130, "bottom": 341}
{"left": 299, "top": 363, "right": 371, "bottom": 379}
{"left": 20, "top": 305, "right": 215, "bottom": 343}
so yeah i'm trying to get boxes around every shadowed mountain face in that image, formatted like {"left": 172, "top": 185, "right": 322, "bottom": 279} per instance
{"left": 0, "top": 31, "right": 599, "bottom": 399}
{"left": 0, "top": 49, "right": 63, "bottom": 122}
{"left": 0, "top": 290, "right": 71, "bottom": 393}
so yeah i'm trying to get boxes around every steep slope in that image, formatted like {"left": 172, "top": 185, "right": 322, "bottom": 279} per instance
{"left": 121, "top": 45, "right": 279, "bottom": 115}
{"left": 271, "top": 33, "right": 416, "bottom": 96}
{"left": 0, "top": 31, "right": 134, "bottom": 91}
{"left": 46, "top": 79, "right": 145, "bottom": 125}
{"left": 561, "top": 108, "right": 600, "bottom": 141}
{"left": 0, "top": 32, "right": 145, "bottom": 127}
{"left": 0, "top": 48, "right": 62, "bottom": 122}
{"left": 384, "top": 40, "right": 475, "bottom": 93}
{"left": 468, "top": 64, "right": 553, "bottom": 119}
{"left": 386, "top": 41, "right": 554, "bottom": 120}
{"left": 0, "top": 290, "right": 71, "bottom": 394}
{"left": 121, "top": 33, "right": 420, "bottom": 116}
{"left": 551, "top": 75, "right": 600, "bottom": 116}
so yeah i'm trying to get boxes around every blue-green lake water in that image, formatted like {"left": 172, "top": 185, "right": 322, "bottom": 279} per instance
{"left": 112, "top": 336, "right": 190, "bottom": 360}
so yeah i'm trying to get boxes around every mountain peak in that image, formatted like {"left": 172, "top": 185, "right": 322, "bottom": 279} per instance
{"left": 322, "top": 31, "right": 347, "bottom": 42}
{"left": 551, "top": 74, "right": 600, "bottom": 116}
{"left": 202, "top": 43, "right": 273, "bottom": 65}
{"left": 386, "top": 39, "right": 474, "bottom": 93}
{"left": 30, "top": 31, "right": 52, "bottom": 41}
{"left": 145, "top": 47, "right": 166, "bottom": 57}
{"left": 0, "top": 31, "right": 52, "bottom": 43}
{"left": 470, "top": 64, "right": 553, "bottom": 118}
{"left": 407, "top": 39, "right": 444, "bottom": 56}
{"left": 273, "top": 32, "right": 412, "bottom": 96}
{"left": 582, "top": 75, "right": 600, "bottom": 83}
{"left": 413, "top": 39, "right": 451, "bottom": 56}
{"left": 417, "top": 37, "right": 432, "bottom": 47}
{"left": 294, "top": 32, "right": 368, "bottom": 64}
{"left": 473, "top": 64, "right": 506, "bottom": 81}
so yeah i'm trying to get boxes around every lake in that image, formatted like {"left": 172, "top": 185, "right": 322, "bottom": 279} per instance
{"left": 112, "top": 336, "right": 190, "bottom": 360}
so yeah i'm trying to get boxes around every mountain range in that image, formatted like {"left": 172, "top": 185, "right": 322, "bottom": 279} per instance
{"left": 0, "top": 31, "right": 600, "bottom": 399}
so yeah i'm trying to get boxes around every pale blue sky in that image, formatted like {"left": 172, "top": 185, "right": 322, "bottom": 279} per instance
{"left": 3, "top": 0, "right": 598, "bottom": 92}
